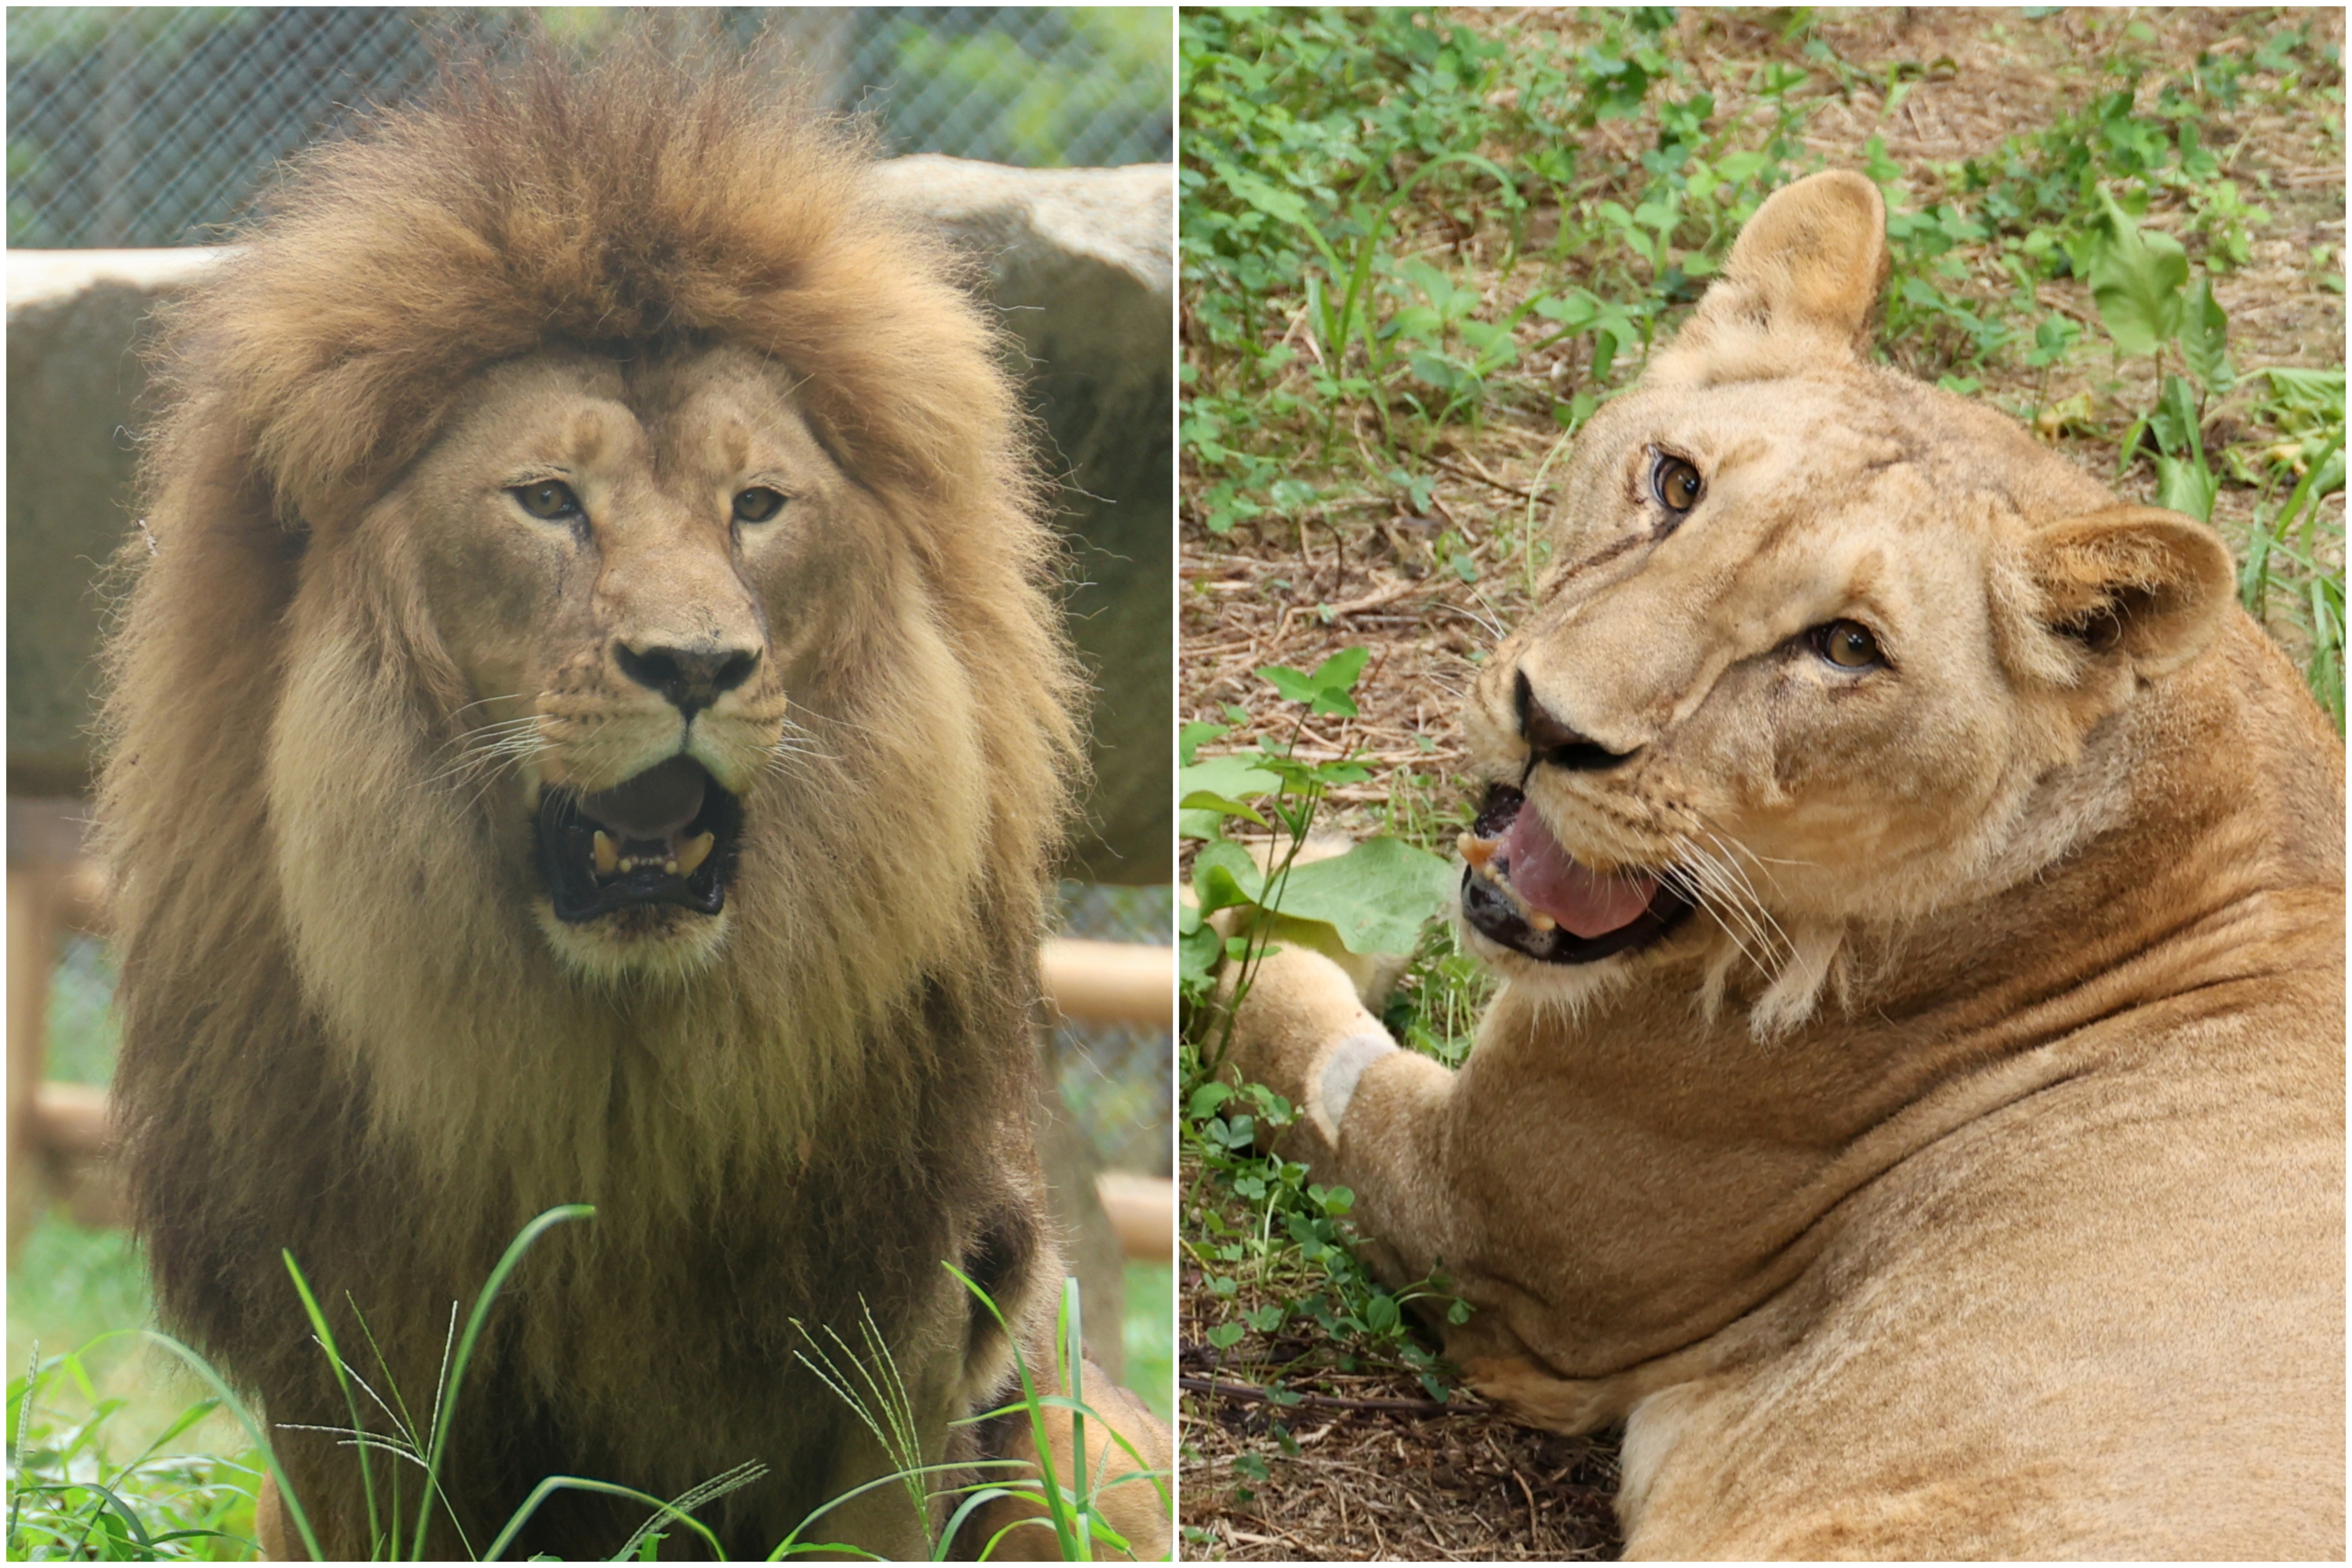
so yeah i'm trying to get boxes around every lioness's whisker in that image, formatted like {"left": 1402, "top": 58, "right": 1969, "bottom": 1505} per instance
{"left": 1694, "top": 828, "right": 1791, "bottom": 950}
{"left": 1666, "top": 834, "right": 1788, "bottom": 977}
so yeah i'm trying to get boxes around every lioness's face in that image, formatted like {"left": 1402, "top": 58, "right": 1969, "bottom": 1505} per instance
{"left": 1459, "top": 376, "right": 2062, "bottom": 977}
{"left": 394, "top": 344, "right": 874, "bottom": 976}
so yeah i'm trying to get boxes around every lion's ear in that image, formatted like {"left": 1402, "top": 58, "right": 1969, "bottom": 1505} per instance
{"left": 1645, "top": 170, "right": 1888, "bottom": 388}
{"left": 2024, "top": 506, "right": 2234, "bottom": 677}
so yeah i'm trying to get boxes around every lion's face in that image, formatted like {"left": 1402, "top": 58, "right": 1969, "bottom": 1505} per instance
{"left": 1456, "top": 173, "right": 2229, "bottom": 1019}
{"left": 361, "top": 343, "right": 907, "bottom": 977}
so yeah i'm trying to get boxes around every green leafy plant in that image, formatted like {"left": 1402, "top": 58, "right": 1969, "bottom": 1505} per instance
{"left": 1178, "top": 651, "right": 1454, "bottom": 1034}
{"left": 7, "top": 1349, "right": 258, "bottom": 1562}
{"left": 1178, "top": 656, "right": 1474, "bottom": 1499}
{"left": 2076, "top": 188, "right": 2231, "bottom": 522}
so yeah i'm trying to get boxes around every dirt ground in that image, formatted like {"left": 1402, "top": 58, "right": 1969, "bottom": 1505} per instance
{"left": 1178, "top": 8, "right": 2343, "bottom": 1560}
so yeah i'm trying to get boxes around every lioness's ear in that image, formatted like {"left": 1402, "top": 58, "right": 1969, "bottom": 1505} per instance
{"left": 1645, "top": 170, "right": 1888, "bottom": 388}
{"left": 2024, "top": 506, "right": 2233, "bottom": 677}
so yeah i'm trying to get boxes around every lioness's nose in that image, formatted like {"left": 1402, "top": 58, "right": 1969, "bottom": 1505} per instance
{"left": 1515, "top": 669, "right": 1636, "bottom": 771}
{"left": 614, "top": 640, "right": 760, "bottom": 719}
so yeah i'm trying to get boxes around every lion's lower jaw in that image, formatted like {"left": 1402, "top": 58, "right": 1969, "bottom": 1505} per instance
{"left": 534, "top": 897, "right": 733, "bottom": 982}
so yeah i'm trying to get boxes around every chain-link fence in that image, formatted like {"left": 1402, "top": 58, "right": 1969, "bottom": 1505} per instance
{"left": 1053, "top": 882, "right": 1173, "bottom": 1178}
{"left": 7, "top": 6, "right": 1172, "bottom": 249}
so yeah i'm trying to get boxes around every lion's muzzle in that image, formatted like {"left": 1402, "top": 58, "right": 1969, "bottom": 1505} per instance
{"left": 534, "top": 754, "right": 742, "bottom": 922}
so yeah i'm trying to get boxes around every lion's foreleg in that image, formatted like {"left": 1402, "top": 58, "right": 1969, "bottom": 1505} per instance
{"left": 955, "top": 1358, "right": 1171, "bottom": 1561}
{"left": 253, "top": 1473, "right": 295, "bottom": 1561}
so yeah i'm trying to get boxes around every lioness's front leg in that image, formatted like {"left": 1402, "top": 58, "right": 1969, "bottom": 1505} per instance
{"left": 1217, "top": 939, "right": 1466, "bottom": 1288}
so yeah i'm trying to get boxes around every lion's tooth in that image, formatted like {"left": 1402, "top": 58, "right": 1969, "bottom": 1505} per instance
{"left": 1459, "top": 833, "right": 1500, "bottom": 872}
{"left": 1528, "top": 910, "right": 1557, "bottom": 932}
{"left": 676, "top": 832, "right": 714, "bottom": 877}
{"left": 592, "top": 831, "right": 618, "bottom": 876}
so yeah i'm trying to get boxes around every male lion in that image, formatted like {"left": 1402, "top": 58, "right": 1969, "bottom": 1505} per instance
{"left": 1220, "top": 171, "right": 2343, "bottom": 1558}
{"left": 101, "top": 45, "right": 1167, "bottom": 1562}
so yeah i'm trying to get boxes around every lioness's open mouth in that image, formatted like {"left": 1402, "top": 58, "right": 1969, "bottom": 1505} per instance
{"left": 1458, "top": 783, "right": 1689, "bottom": 963}
{"left": 534, "top": 756, "right": 741, "bottom": 923}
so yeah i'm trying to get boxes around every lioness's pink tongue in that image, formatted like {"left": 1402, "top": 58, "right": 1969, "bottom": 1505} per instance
{"left": 582, "top": 757, "right": 706, "bottom": 841}
{"left": 1504, "top": 805, "right": 1658, "bottom": 938}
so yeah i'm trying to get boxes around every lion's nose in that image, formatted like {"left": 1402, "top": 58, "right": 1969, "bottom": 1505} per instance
{"left": 614, "top": 640, "right": 760, "bottom": 719}
{"left": 1515, "top": 669, "right": 1636, "bottom": 771}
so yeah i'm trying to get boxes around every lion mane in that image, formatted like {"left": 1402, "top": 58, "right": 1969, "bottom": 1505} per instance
{"left": 101, "top": 41, "right": 1097, "bottom": 1559}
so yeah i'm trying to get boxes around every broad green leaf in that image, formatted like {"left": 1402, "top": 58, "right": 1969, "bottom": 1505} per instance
{"left": 1179, "top": 754, "right": 1283, "bottom": 839}
{"left": 1187, "top": 1081, "right": 1234, "bottom": 1120}
{"left": 2084, "top": 189, "right": 2186, "bottom": 357}
{"left": 1180, "top": 791, "right": 1271, "bottom": 830}
{"left": 1257, "top": 837, "right": 1458, "bottom": 956}
{"left": 1259, "top": 650, "right": 1368, "bottom": 718}
{"left": 1213, "top": 161, "right": 1312, "bottom": 230}
{"left": 1532, "top": 290, "right": 1596, "bottom": 328}
{"left": 1310, "top": 646, "right": 1371, "bottom": 693}
{"left": 2149, "top": 373, "right": 2200, "bottom": 457}
{"left": 1177, "top": 919, "right": 1221, "bottom": 986}
{"left": 1257, "top": 665, "right": 1321, "bottom": 704}
{"left": 2261, "top": 366, "right": 2347, "bottom": 424}
{"left": 1190, "top": 838, "right": 1264, "bottom": 914}
{"left": 1177, "top": 720, "right": 1228, "bottom": 767}
{"left": 2180, "top": 275, "right": 2233, "bottom": 394}
{"left": 2154, "top": 452, "right": 2219, "bottom": 523}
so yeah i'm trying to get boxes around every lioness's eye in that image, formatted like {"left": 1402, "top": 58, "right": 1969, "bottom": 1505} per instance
{"left": 511, "top": 480, "right": 581, "bottom": 520}
{"left": 733, "top": 487, "right": 786, "bottom": 523}
{"left": 1812, "top": 620, "right": 1884, "bottom": 670}
{"left": 1651, "top": 453, "right": 1703, "bottom": 513}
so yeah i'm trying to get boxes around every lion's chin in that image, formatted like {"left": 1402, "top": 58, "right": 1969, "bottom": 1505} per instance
{"left": 534, "top": 898, "right": 734, "bottom": 982}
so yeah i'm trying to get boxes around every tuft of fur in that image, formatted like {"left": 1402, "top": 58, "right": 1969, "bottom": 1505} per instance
{"left": 100, "top": 41, "right": 1092, "bottom": 1561}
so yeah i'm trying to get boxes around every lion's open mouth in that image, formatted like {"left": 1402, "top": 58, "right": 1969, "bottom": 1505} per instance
{"left": 534, "top": 756, "right": 741, "bottom": 923}
{"left": 1458, "top": 784, "right": 1689, "bottom": 963}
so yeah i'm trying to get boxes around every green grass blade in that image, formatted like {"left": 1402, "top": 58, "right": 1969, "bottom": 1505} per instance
{"left": 411, "top": 1202, "right": 594, "bottom": 1559}
{"left": 282, "top": 1248, "right": 383, "bottom": 1555}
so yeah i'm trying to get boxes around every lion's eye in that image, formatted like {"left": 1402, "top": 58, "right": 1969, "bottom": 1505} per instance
{"left": 512, "top": 480, "right": 581, "bottom": 521}
{"left": 1651, "top": 453, "right": 1703, "bottom": 513}
{"left": 733, "top": 487, "right": 786, "bottom": 523}
{"left": 1812, "top": 620, "right": 1884, "bottom": 670}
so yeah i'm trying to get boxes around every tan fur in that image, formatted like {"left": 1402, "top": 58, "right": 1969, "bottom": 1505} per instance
{"left": 100, "top": 42, "right": 1162, "bottom": 1561}
{"left": 1222, "top": 172, "right": 2343, "bottom": 1558}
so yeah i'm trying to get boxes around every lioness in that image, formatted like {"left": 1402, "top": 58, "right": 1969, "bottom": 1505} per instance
{"left": 1220, "top": 170, "right": 2344, "bottom": 1558}
{"left": 101, "top": 45, "right": 1166, "bottom": 1562}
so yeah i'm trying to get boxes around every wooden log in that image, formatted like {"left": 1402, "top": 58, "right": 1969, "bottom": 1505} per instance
{"left": 1041, "top": 938, "right": 1172, "bottom": 1028}
{"left": 1095, "top": 1171, "right": 1174, "bottom": 1262}
{"left": 31, "top": 1080, "right": 109, "bottom": 1156}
